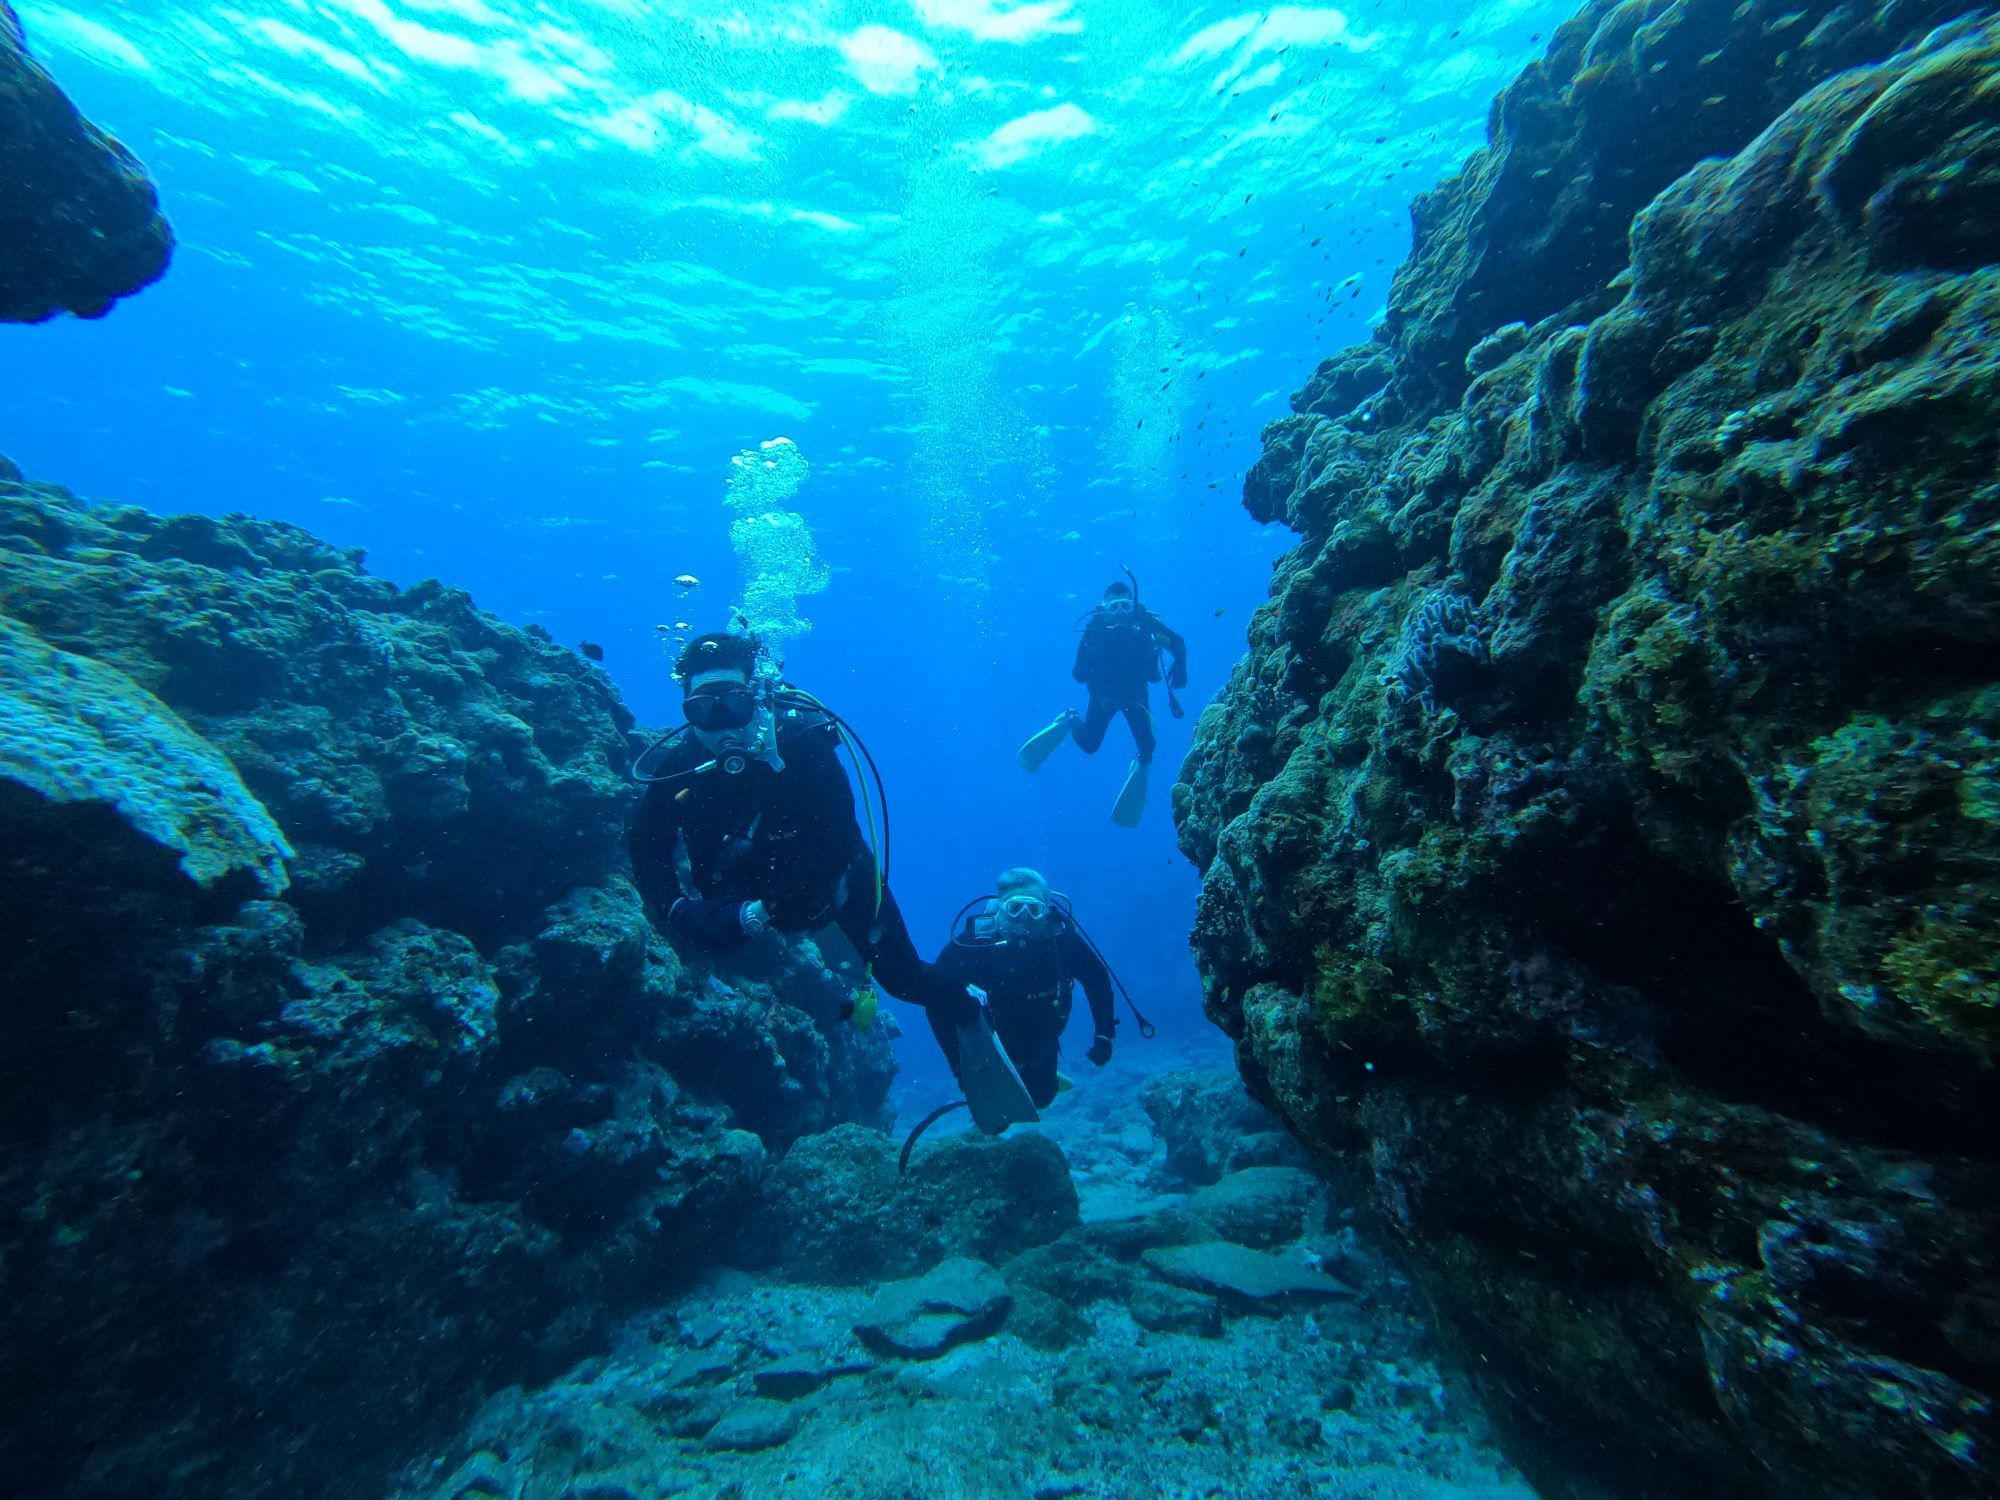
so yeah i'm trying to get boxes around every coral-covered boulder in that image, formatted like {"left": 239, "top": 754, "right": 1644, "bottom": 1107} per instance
{"left": 0, "top": 614, "right": 290, "bottom": 896}
{"left": 0, "top": 476, "right": 893, "bottom": 1500}
{"left": 1139, "top": 1068, "right": 1306, "bottom": 1185}
{"left": 1180, "top": 6, "right": 2000, "bottom": 1500}
{"left": 0, "top": 2, "right": 172, "bottom": 321}
{"left": 739, "top": 1123, "right": 1079, "bottom": 1283}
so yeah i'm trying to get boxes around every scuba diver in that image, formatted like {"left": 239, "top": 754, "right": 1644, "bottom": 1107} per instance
{"left": 1018, "top": 574, "right": 1188, "bottom": 826}
{"left": 928, "top": 868, "right": 1117, "bottom": 1110}
{"left": 627, "top": 631, "right": 979, "bottom": 1032}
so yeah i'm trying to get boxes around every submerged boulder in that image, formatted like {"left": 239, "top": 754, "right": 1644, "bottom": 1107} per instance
{"left": 1139, "top": 1068, "right": 1305, "bottom": 1185}
{"left": 0, "top": 614, "right": 290, "bottom": 895}
{"left": 739, "top": 1122, "right": 1079, "bottom": 1282}
{"left": 1185, "top": 1166, "right": 1324, "bottom": 1249}
{"left": 1180, "top": 5, "right": 2000, "bottom": 1499}
{"left": 855, "top": 1256, "right": 1013, "bottom": 1359}
{"left": 0, "top": 3, "right": 173, "bottom": 321}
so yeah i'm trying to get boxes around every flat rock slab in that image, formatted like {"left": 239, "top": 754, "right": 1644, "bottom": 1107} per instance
{"left": 663, "top": 1346, "right": 736, "bottom": 1388}
{"left": 701, "top": 1398, "right": 797, "bottom": 1452}
{"left": 751, "top": 1350, "right": 875, "bottom": 1400}
{"left": 855, "top": 1256, "right": 1011, "bottom": 1360}
{"left": 1142, "top": 1241, "right": 1356, "bottom": 1306}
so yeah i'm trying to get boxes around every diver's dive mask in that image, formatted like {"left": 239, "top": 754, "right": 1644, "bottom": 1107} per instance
{"left": 1100, "top": 596, "right": 1137, "bottom": 617}
{"left": 999, "top": 894, "right": 1049, "bottom": 921}
{"left": 683, "top": 686, "right": 759, "bottom": 732}
{"left": 683, "top": 674, "right": 782, "bottom": 774}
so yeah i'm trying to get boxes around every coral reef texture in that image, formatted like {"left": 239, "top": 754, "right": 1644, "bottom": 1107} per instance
{"left": 0, "top": 2, "right": 173, "bottom": 321}
{"left": 0, "top": 475, "right": 893, "bottom": 1499}
{"left": 1179, "top": 4, "right": 2000, "bottom": 1498}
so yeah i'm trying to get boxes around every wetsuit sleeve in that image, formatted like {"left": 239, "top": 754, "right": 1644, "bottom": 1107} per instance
{"left": 1071, "top": 627, "right": 1095, "bottom": 685}
{"left": 668, "top": 897, "right": 752, "bottom": 948}
{"left": 1067, "top": 927, "right": 1117, "bottom": 1039}
{"left": 628, "top": 783, "right": 687, "bottom": 922}
{"left": 932, "top": 937, "right": 968, "bottom": 985}
{"left": 1154, "top": 616, "right": 1189, "bottom": 690}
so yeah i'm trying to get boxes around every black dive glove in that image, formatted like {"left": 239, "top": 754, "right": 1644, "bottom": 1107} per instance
{"left": 1087, "top": 1034, "right": 1114, "bottom": 1067}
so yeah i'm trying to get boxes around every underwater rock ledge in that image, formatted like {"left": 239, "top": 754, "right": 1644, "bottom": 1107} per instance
{"left": 0, "top": 1, "right": 173, "bottom": 322}
{"left": 0, "top": 474, "right": 895, "bottom": 1499}
{"left": 1179, "top": 3, "right": 1999, "bottom": 1499}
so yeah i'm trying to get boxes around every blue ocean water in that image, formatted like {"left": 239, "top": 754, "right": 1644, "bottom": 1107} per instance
{"left": 4, "top": 0, "right": 1573, "bottom": 1094}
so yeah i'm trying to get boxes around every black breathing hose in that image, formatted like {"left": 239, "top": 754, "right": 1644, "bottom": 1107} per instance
{"left": 899, "top": 1100, "right": 968, "bottom": 1173}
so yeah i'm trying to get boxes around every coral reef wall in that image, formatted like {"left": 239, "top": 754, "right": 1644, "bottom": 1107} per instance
{"left": 1, "top": 2, "right": 172, "bottom": 321}
{"left": 1178, "top": 3, "right": 2000, "bottom": 1498}
{"left": 0, "top": 477, "right": 894, "bottom": 1499}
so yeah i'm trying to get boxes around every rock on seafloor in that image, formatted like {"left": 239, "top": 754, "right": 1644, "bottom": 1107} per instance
{"left": 1179, "top": 4, "right": 2000, "bottom": 1499}
{"left": 392, "top": 1064, "right": 1532, "bottom": 1500}
{"left": 854, "top": 1255, "right": 1014, "bottom": 1359}
{"left": 0, "top": 2, "right": 173, "bottom": 321}
{"left": 0, "top": 475, "right": 896, "bottom": 1500}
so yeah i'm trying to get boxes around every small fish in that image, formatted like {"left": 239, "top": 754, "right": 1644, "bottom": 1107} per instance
{"left": 673, "top": 573, "right": 700, "bottom": 589}
{"left": 579, "top": 641, "right": 605, "bottom": 662}
{"left": 1213, "top": 606, "right": 1226, "bottom": 617}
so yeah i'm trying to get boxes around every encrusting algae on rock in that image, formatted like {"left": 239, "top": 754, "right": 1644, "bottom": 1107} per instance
{"left": 0, "top": 474, "right": 896, "bottom": 1499}
{"left": 1177, "top": 3, "right": 2000, "bottom": 1498}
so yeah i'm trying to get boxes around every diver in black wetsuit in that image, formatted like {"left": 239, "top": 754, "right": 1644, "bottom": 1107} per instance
{"left": 928, "top": 868, "right": 1116, "bottom": 1109}
{"left": 627, "top": 632, "right": 978, "bottom": 1028}
{"left": 1018, "top": 577, "right": 1189, "bottom": 826}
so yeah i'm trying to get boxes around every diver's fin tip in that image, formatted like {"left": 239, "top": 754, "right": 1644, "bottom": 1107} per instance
{"left": 1017, "top": 712, "right": 1072, "bottom": 773}
{"left": 1110, "top": 759, "right": 1149, "bottom": 827}
{"left": 956, "top": 1014, "right": 1040, "bottom": 1134}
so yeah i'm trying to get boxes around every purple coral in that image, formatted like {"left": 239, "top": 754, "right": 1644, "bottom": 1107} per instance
{"left": 1382, "top": 586, "right": 1489, "bottom": 717}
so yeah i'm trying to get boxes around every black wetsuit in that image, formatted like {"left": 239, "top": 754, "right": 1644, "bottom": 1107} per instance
{"left": 1071, "top": 606, "right": 1188, "bottom": 765}
{"left": 628, "top": 720, "right": 971, "bottom": 1021}
{"left": 929, "top": 911, "right": 1115, "bottom": 1107}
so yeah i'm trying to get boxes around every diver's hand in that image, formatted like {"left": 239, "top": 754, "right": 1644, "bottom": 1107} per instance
{"left": 1087, "top": 1034, "right": 1114, "bottom": 1067}
{"left": 949, "top": 986, "right": 986, "bottom": 1028}
{"left": 738, "top": 900, "right": 770, "bottom": 936}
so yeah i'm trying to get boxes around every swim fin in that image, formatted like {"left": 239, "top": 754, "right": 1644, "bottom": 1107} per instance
{"left": 1110, "top": 758, "right": 1149, "bottom": 827}
{"left": 955, "top": 1012, "right": 1040, "bottom": 1135}
{"left": 1018, "top": 711, "right": 1072, "bottom": 772}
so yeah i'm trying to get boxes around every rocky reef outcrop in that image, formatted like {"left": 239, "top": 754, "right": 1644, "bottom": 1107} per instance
{"left": 0, "top": 475, "right": 893, "bottom": 1499}
{"left": 1, "top": 2, "right": 172, "bottom": 321}
{"left": 1181, "top": 4, "right": 1999, "bottom": 1498}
